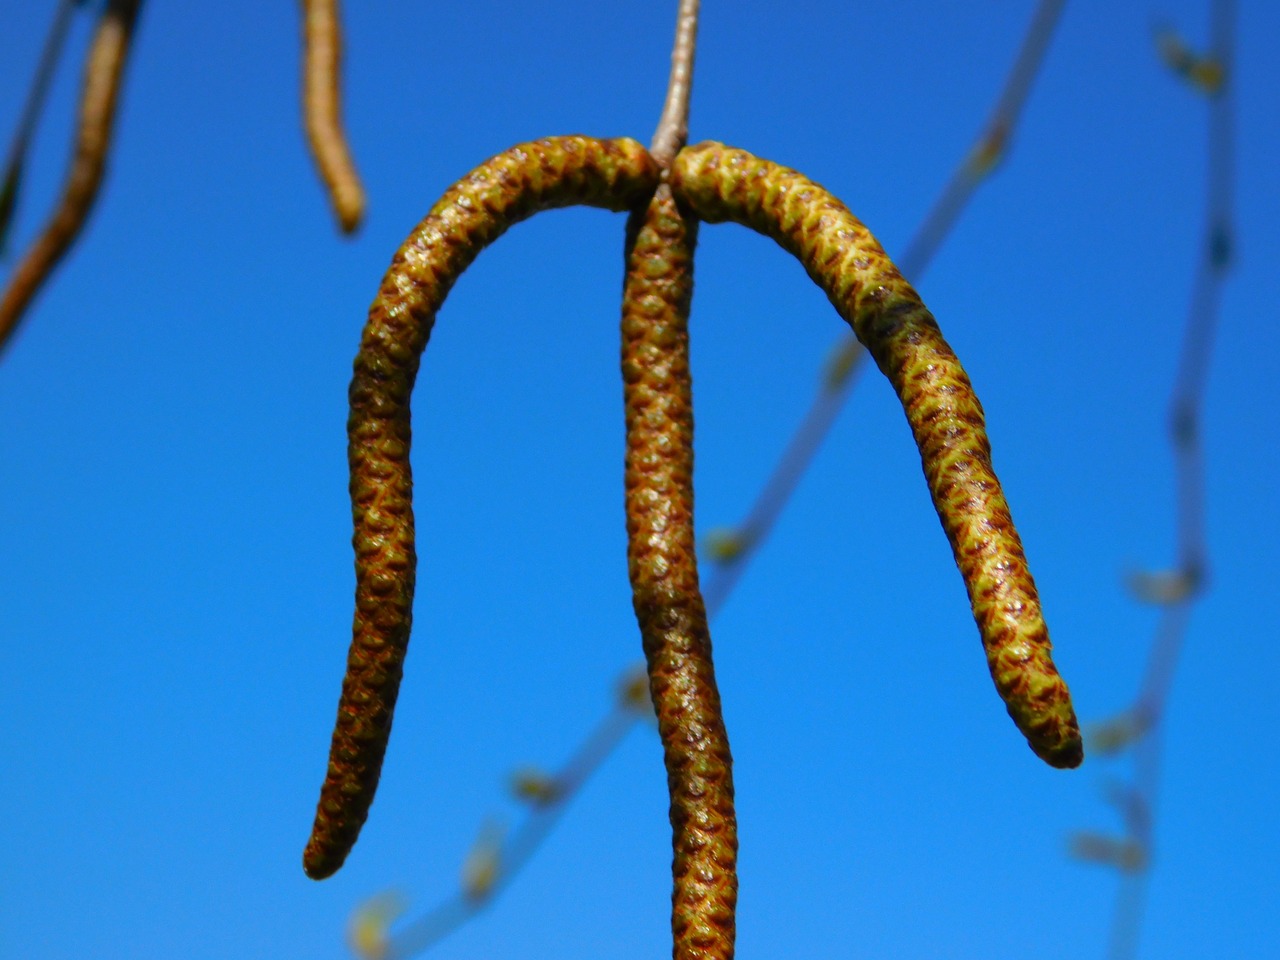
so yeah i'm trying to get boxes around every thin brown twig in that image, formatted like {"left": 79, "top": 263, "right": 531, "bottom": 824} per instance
{"left": 650, "top": 0, "right": 700, "bottom": 170}
{"left": 1, "top": 0, "right": 83, "bottom": 257}
{"left": 0, "top": 0, "right": 143, "bottom": 358}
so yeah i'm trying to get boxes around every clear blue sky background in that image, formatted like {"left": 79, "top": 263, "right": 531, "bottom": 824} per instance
{"left": 2, "top": 2, "right": 1277, "bottom": 958}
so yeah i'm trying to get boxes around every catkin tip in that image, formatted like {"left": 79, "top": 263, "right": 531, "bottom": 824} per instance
{"left": 1036, "top": 732, "right": 1084, "bottom": 769}
{"left": 337, "top": 199, "right": 365, "bottom": 234}
{"left": 302, "top": 838, "right": 345, "bottom": 881}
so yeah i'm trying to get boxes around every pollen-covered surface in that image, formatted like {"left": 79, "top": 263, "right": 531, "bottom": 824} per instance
{"left": 300, "top": 0, "right": 365, "bottom": 233}
{"left": 303, "top": 136, "right": 660, "bottom": 880}
{"left": 670, "top": 143, "right": 1082, "bottom": 770}
{"left": 623, "top": 185, "right": 738, "bottom": 959}
{"left": 0, "top": 0, "right": 143, "bottom": 354}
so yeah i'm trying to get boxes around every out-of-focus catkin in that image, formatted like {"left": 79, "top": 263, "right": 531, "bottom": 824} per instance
{"left": 299, "top": 0, "right": 365, "bottom": 233}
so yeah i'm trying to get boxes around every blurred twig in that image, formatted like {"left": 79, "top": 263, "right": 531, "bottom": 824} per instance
{"left": 357, "top": 4, "right": 1071, "bottom": 956}
{"left": 1068, "top": 5, "right": 1235, "bottom": 959}
{"left": 0, "top": 0, "right": 144, "bottom": 357}
{"left": 368, "top": 674, "right": 651, "bottom": 960}
{"left": 1, "top": 0, "right": 83, "bottom": 257}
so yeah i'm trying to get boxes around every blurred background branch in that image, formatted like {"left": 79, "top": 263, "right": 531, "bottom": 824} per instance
{"left": 1068, "top": 4, "right": 1235, "bottom": 959}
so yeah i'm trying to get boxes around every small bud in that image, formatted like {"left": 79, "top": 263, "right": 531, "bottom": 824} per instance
{"left": 1127, "top": 567, "right": 1200, "bottom": 605}
{"left": 1086, "top": 711, "right": 1150, "bottom": 755}
{"left": 966, "top": 123, "right": 1008, "bottom": 178}
{"left": 347, "top": 891, "right": 407, "bottom": 960}
{"left": 461, "top": 820, "right": 504, "bottom": 902}
{"left": 703, "top": 528, "right": 750, "bottom": 564}
{"left": 1068, "top": 832, "right": 1148, "bottom": 873}
{"left": 1154, "top": 26, "right": 1225, "bottom": 95}
{"left": 510, "top": 767, "right": 562, "bottom": 806}
{"left": 618, "top": 667, "right": 653, "bottom": 713}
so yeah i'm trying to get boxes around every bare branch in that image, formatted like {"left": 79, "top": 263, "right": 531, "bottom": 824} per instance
{"left": 650, "top": 0, "right": 700, "bottom": 168}
{"left": 0, "top": 0, "right": 144, "bottom": 357}
{"left": 1, "top": 0, "right": 82, "bottom": 256}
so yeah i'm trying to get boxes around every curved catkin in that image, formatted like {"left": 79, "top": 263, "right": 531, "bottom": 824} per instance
{"left": 670, "top": 142, "right": 1082, "bottom": 770}
{"left": 303, "top": 135, "right": 660, "bottom": 881}
{"left": 623, "top": 185, "right": 737, "bottom": 960}
{"left": 0, "top": 0, "right": 143, "bottom": 356}
{"left": 300, "top": 0, "right": 365, "bottom": 233}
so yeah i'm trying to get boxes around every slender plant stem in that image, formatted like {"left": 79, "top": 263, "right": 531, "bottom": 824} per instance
{"left": 650, "top": 0, "right": 700, "bottom": 170}
{"left": 1096, "top": 4, "right": 1235, "bottom": 958}
{"left": 1, "top": 0, "right": 82, "bottom": 256}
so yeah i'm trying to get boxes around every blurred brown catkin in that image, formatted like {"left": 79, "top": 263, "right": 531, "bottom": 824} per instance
{"left": 0, "top": 0, "right": 143, "bottom": 356}
{"left": 670, "top": 142, "right": 1082, "bottom": 769}
{"left": 300, "top": 0, "right": 365, "bottom": 233}
{"left": 623, "top": 184, "right": 737, "bottom": 960}
{"left": 304, "top": 136, "right": 660, "bottom": 880}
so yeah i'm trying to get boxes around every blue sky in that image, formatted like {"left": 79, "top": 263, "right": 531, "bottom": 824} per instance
{"left": 1, "top": 2, "right": 1278, "bottom": 958}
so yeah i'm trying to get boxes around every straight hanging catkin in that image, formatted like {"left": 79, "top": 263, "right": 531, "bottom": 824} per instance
{"left": 670, "top": 142, "right": 1082, "bottom": 769}
{"left": 622, "top": 183, "right": 738, "bottom": 960}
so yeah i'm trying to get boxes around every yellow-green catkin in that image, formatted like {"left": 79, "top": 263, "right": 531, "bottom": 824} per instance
{"left": 670, "top": 142, "right": 1082, "bottom": 770}
{"left": 623, "top": 185, "right": 738, "bottom": 960}
{"left": 304, "top": 136, "right": 659, "bottom": 880}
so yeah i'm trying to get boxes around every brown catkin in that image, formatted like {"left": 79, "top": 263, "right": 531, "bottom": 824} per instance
{"left": 299, "top": 0, "right": 365, "bottom": 233}
{"left": 670, "top": 142, "right": 1082, "bottom": 770}
{"left": 303, "top": 136, "right": 660, "bottom": 880}
{"left": 0, "top": 0, "right": 143, "bottom": 356}
{"left": 623, "top": 185, "right": 737, "bottom": 960}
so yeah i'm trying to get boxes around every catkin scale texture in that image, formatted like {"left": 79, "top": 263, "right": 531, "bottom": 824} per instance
{"left": 0, "top": 0, "right": 143, "bottom": 354}
{"left": 670, "top": 143, "right": 1082, "bottom": 770}
{"left": 623, "top": 185, "right": 737, "bottom": 960}
{"left": 304, "top": 136, "right": 660, "bottom": 880}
